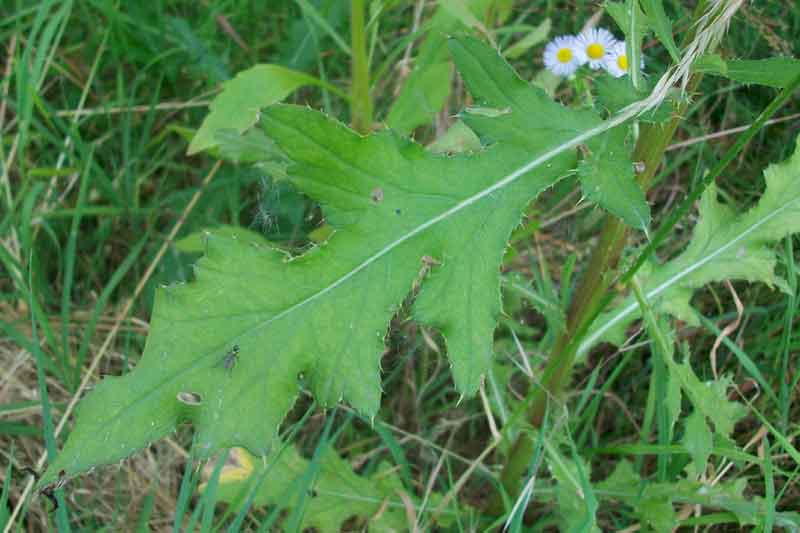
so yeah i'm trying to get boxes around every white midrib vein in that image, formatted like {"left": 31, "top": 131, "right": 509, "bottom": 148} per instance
{"left": 578, "top": 194, "right": 800, "bottom": 356}
{"left": 255, "top": 113, "right": 635, "bottom": 334}
{"left": 253, "top": 0, "right": 737, "bottom": 335}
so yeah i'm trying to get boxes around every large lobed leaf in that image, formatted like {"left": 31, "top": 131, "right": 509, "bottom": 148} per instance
{"left": 41, "top": 37, "right": 634, "bottom": 485}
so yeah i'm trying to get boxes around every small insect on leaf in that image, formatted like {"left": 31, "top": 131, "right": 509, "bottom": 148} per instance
{"left": 217, "top": 344, "right": 240, "bottom": 375}
{"left": 39, "top": 469, "right": 67, "bottom": 511}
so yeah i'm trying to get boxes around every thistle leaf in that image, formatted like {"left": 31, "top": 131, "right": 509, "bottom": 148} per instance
{"left": 597, "top": 460, "right": 800, "bottom": 530}
{"left": 583, "top": 136, "right": 800, "bottom": 352}
{"left": 40, "top": 36, "right": 606, "bottom": 485}
{"left": 578, "top": 126, "right": 650, "bottom": 229}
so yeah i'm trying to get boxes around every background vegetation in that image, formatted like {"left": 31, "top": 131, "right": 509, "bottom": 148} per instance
{"left": 1, "top": 0, "right": 798, "bottom": 530}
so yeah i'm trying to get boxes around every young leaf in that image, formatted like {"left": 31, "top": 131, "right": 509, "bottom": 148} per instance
{"left": 208, "top": 446, "right": 407, "bottom": 532}
{"left": 39, "top": 36, "right": 605, "bottom": 485}
{"left": 596, "top": 460, "right": 676, "bottom": 531}
{"left": 637, "top": 498, "right": 676, "bottom": 531}
{"left": 386, "top": 62, "right": 453, "bottom": 135}
{"left": 213, "top": 128, "right": 281, "bottom": 164}
{"left": 582, "top": 135, "right": 800, "bottom": 352}
{"left": 578, "top": 126, "right": 650, "bottom": 229}
{"left": 633, "top": 270, "right": 744, "bottom": 442}
{"left": 188, "top": 65, "right": 340, "bottom": 155}
{"left": 438, "top": 0, "right": 487, "bottom": 33}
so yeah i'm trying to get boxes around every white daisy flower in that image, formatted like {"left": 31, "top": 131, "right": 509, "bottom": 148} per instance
{"left": 543, "top": 35, "right": 584, "bottom": 77}
{"left": 605, "top": 41, "right": 630, "bottom": 77}
{"left": 604, "top": 41, "right": 644, "bottom": 78}
{"left": 575, "top": 27, "right": 617, "bottom": 70}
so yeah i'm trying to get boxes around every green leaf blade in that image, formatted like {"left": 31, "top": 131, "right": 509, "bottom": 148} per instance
{"left": 42, "top": 36, "right": 610, "bottom": 487}
{"left": 583, "top": 135, "right": 800, "bottom": 353}
{"left": 187, "top": 64, "right": 332, "bottom": 155}
{"left": 503, "top": 19, "right": 551, "bottom": 60}
{"left": 639, "top": 0, "right": 680, "bottom": 62}
{"left": 386, "top": 0, "right": 498, "bottom": 135}
{"left": 696, "top": 55, "right": 800, "bottom": 89}
{"left": 213, "top": 446, "right": 407, "bottom": 532}
{"left": 579, "top": 127, "right": 651, "bottom": 230}
{"left": 386, "top": 62, "right": 453, "bottom": 135}
{"left": 682, "top": 410, "right": 713, "bottom": 472}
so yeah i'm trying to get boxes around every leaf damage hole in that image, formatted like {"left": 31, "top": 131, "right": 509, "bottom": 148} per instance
{"left": 177, "top": 391, "right": 203, "bottom": 406}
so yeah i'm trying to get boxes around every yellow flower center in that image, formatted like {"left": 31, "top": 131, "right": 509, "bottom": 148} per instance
{"left": 617, "top": 55, "right": 628, "bottom": 70}
{"left": 587, "top": 43, "right": 604, "bottom": 60}
{"left": 556, "top": 48, "right": 573, "bottom": 63}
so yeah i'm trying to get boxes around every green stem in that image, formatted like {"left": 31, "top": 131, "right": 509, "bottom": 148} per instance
{"left": 494, "top": 118, "right": 681, "bottom": 505}
{"left": 494, "top": 43, "right": 800, "bottom": 518}
{"left": 487, "top": 0, "right": 736, "bottom": 508}
{"left": 350, "top": 0, "right": 372, "bottom": 134}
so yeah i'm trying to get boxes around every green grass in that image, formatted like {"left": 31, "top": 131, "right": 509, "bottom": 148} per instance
{"left": 1, "top": 0, "right": 799, "bottom": 530}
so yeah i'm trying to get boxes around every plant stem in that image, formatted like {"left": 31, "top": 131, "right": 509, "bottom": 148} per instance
{"left": 487, "top": 0, "right": 748, "bottom": 506}
{"left": 350, "top": 0, "right": 372, "bottom": 134}
{"left": 495, "top": 26, "right": 800, "bottom": 516}
{"left": 495, "top": 118, "right": 682, "bottom": 503}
